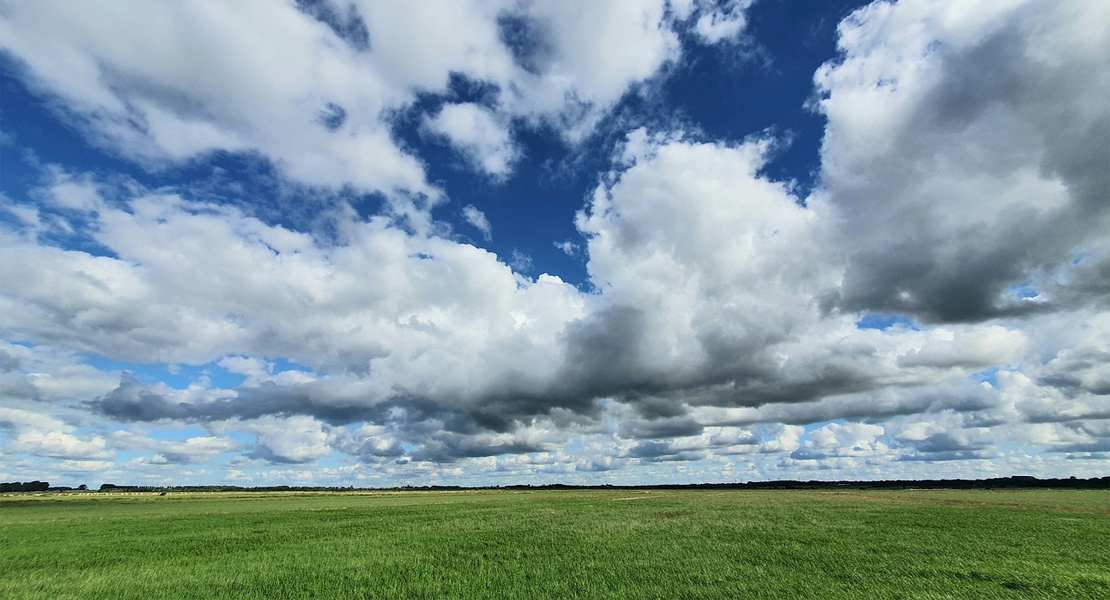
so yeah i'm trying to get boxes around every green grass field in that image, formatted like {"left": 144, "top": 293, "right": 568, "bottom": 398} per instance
{"left": 2, "top": 488, "right": 1107, "bottom": 599}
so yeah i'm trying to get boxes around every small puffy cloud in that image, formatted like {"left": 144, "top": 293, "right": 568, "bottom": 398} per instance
{"left": 44, "top": 169, "right": 105, "bottom": 213}
{"left": 553, "top": 240, "right": 578, "bottom": 256}
{"left": 217, "top": 356, "right": 316, "bottom": 387}
{"left": 426, "top": 103, "right": 519, "bottom": 178}
{"left": 499, "top": 0, "right": 683, "bottom": 139}
{"left": 509, "top": 249, "right": 533, "bottom": 273}
{"left": 806, "top": 422, "right": 887, "bottom": 458}
{"left": 691, "top": 0, "right": 755, "bottom": 44}
{"left": 336, "top": 424, "right": 404, "bottom": 462}
{"left": 242, "top": 415, "right": 333, "bottom": 464}
{"left": 760, "top": 425, "right": 805, "bottom": 454}
{"left": 462, "top": 204, "right": 493, "bottom": 240}
{"left": 894, "top": 326, "right": 1028, "bottom": 369}
{"left": 110, "top": 430, "right": 241, "bottom": 464}
{"left": 216, "top": 356, "right": 269, "bottom": 381}
{"left": 0, "top": 407, "right": 113, "bottom": 461}
{"left": 894, "top": 421, "right": 996, "bottom": 462}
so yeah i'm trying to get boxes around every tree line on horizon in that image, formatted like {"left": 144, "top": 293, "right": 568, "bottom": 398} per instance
{"left": 0, "top": 481, "right": 91, "bottom": 492}
{"left": 3, "top": 476, "right": 1104, "bottom": 494}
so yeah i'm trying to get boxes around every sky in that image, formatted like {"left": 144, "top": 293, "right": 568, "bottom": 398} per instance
{"left": 0, "top": 0, "right": 1107, "bottom": 488}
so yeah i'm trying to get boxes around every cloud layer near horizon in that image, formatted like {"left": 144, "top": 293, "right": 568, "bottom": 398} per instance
{"left": 1, "top": 0, "right": 1107, "bottom": 486}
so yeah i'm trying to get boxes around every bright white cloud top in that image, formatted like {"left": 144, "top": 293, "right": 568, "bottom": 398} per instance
{"left": 0, "top": 0, "right": 1107, "bottom": 488}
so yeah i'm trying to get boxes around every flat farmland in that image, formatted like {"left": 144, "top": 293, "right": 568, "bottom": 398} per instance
{"left": 1, "top": 488, "right": 1107, "bottom": 599}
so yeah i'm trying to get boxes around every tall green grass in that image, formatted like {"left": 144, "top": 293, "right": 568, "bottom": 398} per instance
{"left": 2, "top": 488, "right": 1107, "bottom": 599}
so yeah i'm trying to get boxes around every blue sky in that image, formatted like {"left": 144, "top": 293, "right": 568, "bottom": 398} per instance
{"left": 1, "top": 0, "right": 1107, "bottom": 488}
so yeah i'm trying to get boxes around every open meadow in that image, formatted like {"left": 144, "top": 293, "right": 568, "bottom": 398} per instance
{"left": 1, "top": 488, "right": 1107, "bottom": 599}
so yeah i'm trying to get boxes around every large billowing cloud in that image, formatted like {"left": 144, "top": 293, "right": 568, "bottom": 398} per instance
{"left": 1, "top": 0, "right": 1107, "bottom": 485}
{"left": 814, "top": 0, "right": 1109, "bottom": 322}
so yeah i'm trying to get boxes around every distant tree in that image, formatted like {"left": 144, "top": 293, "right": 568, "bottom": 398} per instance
{"left": 2, "top": 481, "right": 50, "bottom": 492}
{"left": 78, "top": 484, "right": 88, "bottom": 491}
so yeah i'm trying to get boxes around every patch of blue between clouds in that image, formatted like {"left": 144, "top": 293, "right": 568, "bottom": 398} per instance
{"left": 971, "top": 368, "right": 1000, "bottom": 387}
{"left": 80, "top": 354, "right": 246, "bottom": 390}
{"left": 269, "top": 358, "right": 314, "bottom": 376}
{"left": 146, "top": 425, "right": 212, "bottom": 442}
{"left": 83, "top": 355, "right": 316, "bottom": 391}
{"left": 388, "top": 72, "right": 593, "bottom": 287}
{"left": 293, "top": 0, "right": 370, "bottom": 52}
{"left": 855, "top": 313, "right": 918, "bottom": 331}
{"left": 1008, "top": 282, "right": 1040, "bottom": 299}
{"left": 803, "top": 419, "right": 845, "bottom": 434}
{"left": 317, "top": 102, "right": 347, "bottom": 131}
{"left": 226, "top": 431, "right": 254, "bottom": 444}
{"left": 0, "top": 64, "right": 138, "bottom": 184}
{"left": 497, "top": 13, "right": 551, "bottom": 75}
{"left": 318, "top": 453, "right": 345, "bottom": 471}
{"left": 997, "top": 442, "right": 1030, "bottom": 455}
